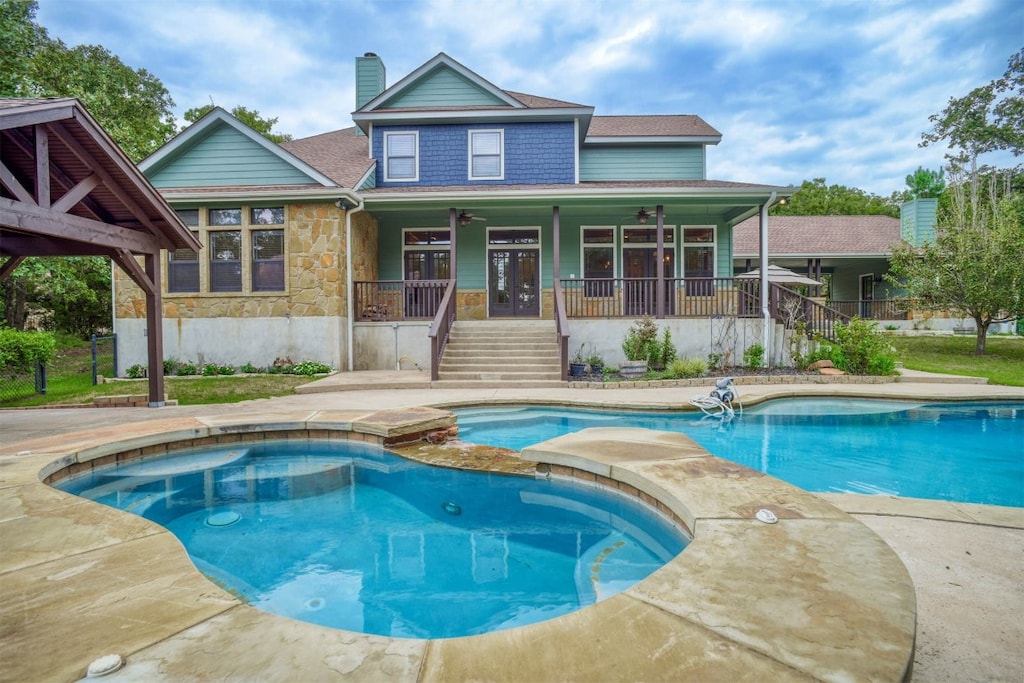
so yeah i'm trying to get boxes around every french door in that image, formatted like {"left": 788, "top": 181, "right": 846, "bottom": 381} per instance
{"left": 623, "top": 248, "right": 675, "bottom": 316}
{"left": 488, "top": 249, "right": 539, "bottom": 317}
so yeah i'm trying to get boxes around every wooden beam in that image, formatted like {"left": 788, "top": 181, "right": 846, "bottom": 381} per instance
{"left": 4, "top": 128, "right": 109, "bottom": 222}
{"left": 0, "top": 256, "right": 26, "bottom": 282}
{"left": 0, "top": 161, "right": 35, "bottom": 204}
{"left": 144, "top": 252, "right": 166, "bottom": 406}
{"left": 0, "top": 197, "right": 161, "bottom": 254}
{"left": 0, "top": 232, "right": 117, "bottom": 258}
{"left": 111, "top": 248, "right": 155, "bottom": 296}
{"left": 35, "top": 125, "right": 50, "bottom": 209}
{"left": 46, "top": 121, "right": 176, "bottom": 251}
{"left": 0, "top": 102, "right": 76, "bottom": 130}
{"left": 51, "top": 173, "right": 100, "bottom": 214}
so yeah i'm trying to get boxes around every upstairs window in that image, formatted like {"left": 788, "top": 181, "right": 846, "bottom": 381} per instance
{"left": 385, "top": 131, "right": 418, "bottom": 181}
{"left": 469, "top": 130, "right": 503, "bottom": 180}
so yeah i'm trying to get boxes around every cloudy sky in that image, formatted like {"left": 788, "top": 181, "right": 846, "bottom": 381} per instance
{"left": 36, "top": 0, "right": 1021, "bottom": 196}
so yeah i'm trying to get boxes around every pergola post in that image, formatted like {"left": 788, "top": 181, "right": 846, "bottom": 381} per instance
{"left": 144, "top": 252, "right": 165, "bottom": 406}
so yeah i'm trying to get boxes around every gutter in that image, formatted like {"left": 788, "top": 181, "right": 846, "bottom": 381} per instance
{"left": 344, "top": 196, "right": 365, "bottom": 372}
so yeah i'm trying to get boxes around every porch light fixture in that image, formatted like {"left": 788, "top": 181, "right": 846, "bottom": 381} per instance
{"left": 458, "top": 212, "right": 472, "bottom": 227}
{"left": 636, "top": 208, "right": 651, "bottom": 224}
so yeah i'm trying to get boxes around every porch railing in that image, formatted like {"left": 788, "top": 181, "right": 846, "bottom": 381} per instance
{"left": 829, "top": 299, "right": 911, "bottom": 321}
{"left": 428, "top": 279, "right": 458, "bottom": 381}
{"left": 354, "top": 280, "right": 448, "bottom": 321}
{"left": 768, "top": 283, "right": 851, "bottom": 341}
{"left": 560, "top": 277, "right": 761, "bottom": 318}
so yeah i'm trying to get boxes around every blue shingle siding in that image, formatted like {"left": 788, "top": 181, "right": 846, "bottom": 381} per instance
{"left": 373, "top": 122, "right": 575, "bottom": 187}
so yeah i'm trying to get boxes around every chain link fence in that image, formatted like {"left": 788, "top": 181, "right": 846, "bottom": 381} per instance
{"left": 0, "top": 362, "right": 47, "bottom": 403}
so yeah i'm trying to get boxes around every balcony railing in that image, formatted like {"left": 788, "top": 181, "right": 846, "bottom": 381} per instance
{"left": 354, "top": 280, "right": 448, "bottom": 321}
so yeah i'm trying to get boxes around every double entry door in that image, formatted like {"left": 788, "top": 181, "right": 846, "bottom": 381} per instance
{"left": 488, "top": 248, "right": 539, "bottom": 317}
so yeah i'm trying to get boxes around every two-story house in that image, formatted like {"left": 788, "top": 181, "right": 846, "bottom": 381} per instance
{"left": 115, "top": 52, "right": 794, "bottom": 379}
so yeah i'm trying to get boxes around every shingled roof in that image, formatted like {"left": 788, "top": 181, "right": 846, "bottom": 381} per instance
{"left": 734, "top": 215, "right": 903, "bottom": 257}
{"left": 587, "top": 115, "right": 721, "bottom": 139}
{"left": 280, "top": 127, "right": 372, "bottom": 188}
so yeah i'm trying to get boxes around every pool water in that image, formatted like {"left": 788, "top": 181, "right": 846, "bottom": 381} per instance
{"left": 455, "top": 400, "right": 1024, "bottom": 507}
{"left": 55, "top": 439, "right": 687, "bottom": 639}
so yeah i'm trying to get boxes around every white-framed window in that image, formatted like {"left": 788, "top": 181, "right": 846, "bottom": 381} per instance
{"left": 468, "top": 129, "right": 504, "bottom": 180}
{"left": 682, "top": 225, "right": 716, "bottom": 295}
{"left": 384, "top": 131, "right": 418, "bottom": 181}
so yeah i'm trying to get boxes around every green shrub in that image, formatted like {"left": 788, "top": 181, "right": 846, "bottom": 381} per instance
{"left": 125, "top": 364, "right": 147, "bottom": 379}
{"left": 622, "top": 316, "right": 660, "bottom": 362}
{"left": 658, "top": 328, "right": 677, "bottom": 368}
{"left": 240, "top": 361, "right": 259, "bottom": 374}
{"left": 814, "top": 318, "right": 898, "bottom": 375}
{"left": 218, "top": 364, "right": 235, "bottom": 375}
{"left": 268, "top": 357, "right": 294, "bottom": 374}
{"left": 176, "top": 362, "right": 198, "bottom": 376}
{"left": 706, "top": 352, "right": 724, "bottom": 371}
{"left": 290, "top": 361, "right": 331, "bottom": 376}
{"left": 0, "top": 328, "right": 57, "bottom": 370}
{"left": 201, "top": 363, "right": 219, "bottom": 376}
{"left": 665, "top": 357, "right": 707, "bottom": 379}
{"left": 163, "top": 357, "right": 179, "bottom": 375}
{"left": 743, "top": 344, "right": 765, "bottom": 369}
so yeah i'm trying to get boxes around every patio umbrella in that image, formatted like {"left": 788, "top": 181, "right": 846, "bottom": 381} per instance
{"left": 735, "top": 264, "right": 823, "bottom": 286}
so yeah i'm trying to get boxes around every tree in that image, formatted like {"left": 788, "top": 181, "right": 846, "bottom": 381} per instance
{"left": 0, "top": 0, "right": 46, "bottom": 97}
{"left": 898, "top": 49, "right": 1024, "bottom": 354}
{"left": 771, "top": 178, "right": 898, "bottom": 217}
{"left": 887, "top": 193, "right": 1023, "bottom": 354}
{"left": 1, "top": 258, "right": 113, "bottom": 337}
{"left": 184, "top": 104, "right": 293, "bottom": 143}
{"left": 904, "top": 166, "right": 946, "bottom": 199}
{"left": 1, "top": 0, "right": 177, "bottom": 162}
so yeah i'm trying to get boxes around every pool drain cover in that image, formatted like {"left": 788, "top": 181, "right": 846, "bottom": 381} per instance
{"left": 86, "top": 654, "right": 123, "bottom": 677}
{"left": 304, "top": 597, "right": 326, "bottom": 611}
{"left": 206, "top": 511, "right": 242, "bottom": 527}
{"left": 755, "top": 509, "right": 778, "bottom": 524}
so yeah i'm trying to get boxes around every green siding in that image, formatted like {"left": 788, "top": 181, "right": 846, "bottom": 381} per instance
{"left": 900, "top": 198, "right": 937, "bottom": 247}
{"left": 580, "top": 145, "right": 705, "bottom": 181}
{"left": 382, "top": 67, "right": 507, "bottom": 108}
{"left": 356, "top": 55, "right": 386, "bottom": 109}
{"left": 148, "top": 124, "right": 317, "bottom": 188}
{"left": 716, "top": 223, "right": 732, "bottom": 276}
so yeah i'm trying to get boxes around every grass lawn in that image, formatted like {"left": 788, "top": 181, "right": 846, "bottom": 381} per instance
{"left": 0, "top": 340, "right": 314, "bottom": 407}
{"left": 887, "top": 333, "right": 1024, "bottom": 387}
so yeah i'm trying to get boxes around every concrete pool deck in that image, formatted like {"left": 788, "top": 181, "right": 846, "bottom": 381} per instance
{"left": 1, "top": 375, "right": 1022, "bottom": 682}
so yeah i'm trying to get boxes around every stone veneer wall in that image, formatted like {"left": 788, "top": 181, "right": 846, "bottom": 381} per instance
{"left": 113, "top": 202, "right": 379, "bottom": 372}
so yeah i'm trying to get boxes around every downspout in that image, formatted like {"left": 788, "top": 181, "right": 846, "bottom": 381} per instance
{"left": 345, "top": 196, "right": 365, "bottom": 373}
{"left": 760, "top": 191, "right": 776, "bottom": 367}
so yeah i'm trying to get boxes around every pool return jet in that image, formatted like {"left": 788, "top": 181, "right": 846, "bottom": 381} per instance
{"left": 689, "top": 377, "right": 742, "bottom": 419}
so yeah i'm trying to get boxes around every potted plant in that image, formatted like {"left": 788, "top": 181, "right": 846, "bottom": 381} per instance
{"left": 569, "top": 344, "right": 587, "bottom": 379}
{"left": 585, "top": 348, "right": 604, "bottom": 376}
{"left": 621, "top": 316, "right": 659, "bottom": 379}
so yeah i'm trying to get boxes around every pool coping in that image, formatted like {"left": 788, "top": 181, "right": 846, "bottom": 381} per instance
{"left": 0, "top": 402, "right": 929, "bottom": 682}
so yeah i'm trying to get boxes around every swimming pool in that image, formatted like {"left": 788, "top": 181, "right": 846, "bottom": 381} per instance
{"left": 455, "top": 400, "right": 1024, "bottom": 507}
{"left": 54, "top": 439, "right": 688, "bottom": 639}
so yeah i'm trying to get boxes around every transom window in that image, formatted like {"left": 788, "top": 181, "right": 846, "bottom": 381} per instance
{"left": 385, "top": 131, "right": 418, "bottom": 181}
{"left": 469, "top": 130, "right": 504, "bottom": 180}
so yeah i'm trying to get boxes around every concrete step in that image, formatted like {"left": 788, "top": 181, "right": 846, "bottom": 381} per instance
{"left": 431, "top": 379, "right": 567, "bottom": 389}
{"left": 439, "top": 362, "right": 562, "bottom": 373}
{"left": 437, "top": 370, "right": 563, "bottom": 381}
{"left": 442, "top": 350, "right": 560, "bottom": 360}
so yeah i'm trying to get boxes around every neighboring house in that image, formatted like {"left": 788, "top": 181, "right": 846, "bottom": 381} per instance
{"left": 115, "top": 52, "right": 798, "bottom": 375}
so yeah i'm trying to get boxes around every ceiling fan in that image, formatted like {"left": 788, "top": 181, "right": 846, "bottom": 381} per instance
{"left": 624, "top": 207, "right": 664, "bottom": 224}
{"left": 457, "top": 210, "right": 487, "bottom": 226}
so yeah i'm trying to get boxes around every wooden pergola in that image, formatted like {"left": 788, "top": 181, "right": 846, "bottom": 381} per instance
{"left": 0, "top": 98, "right": 201, "bottom": 406}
